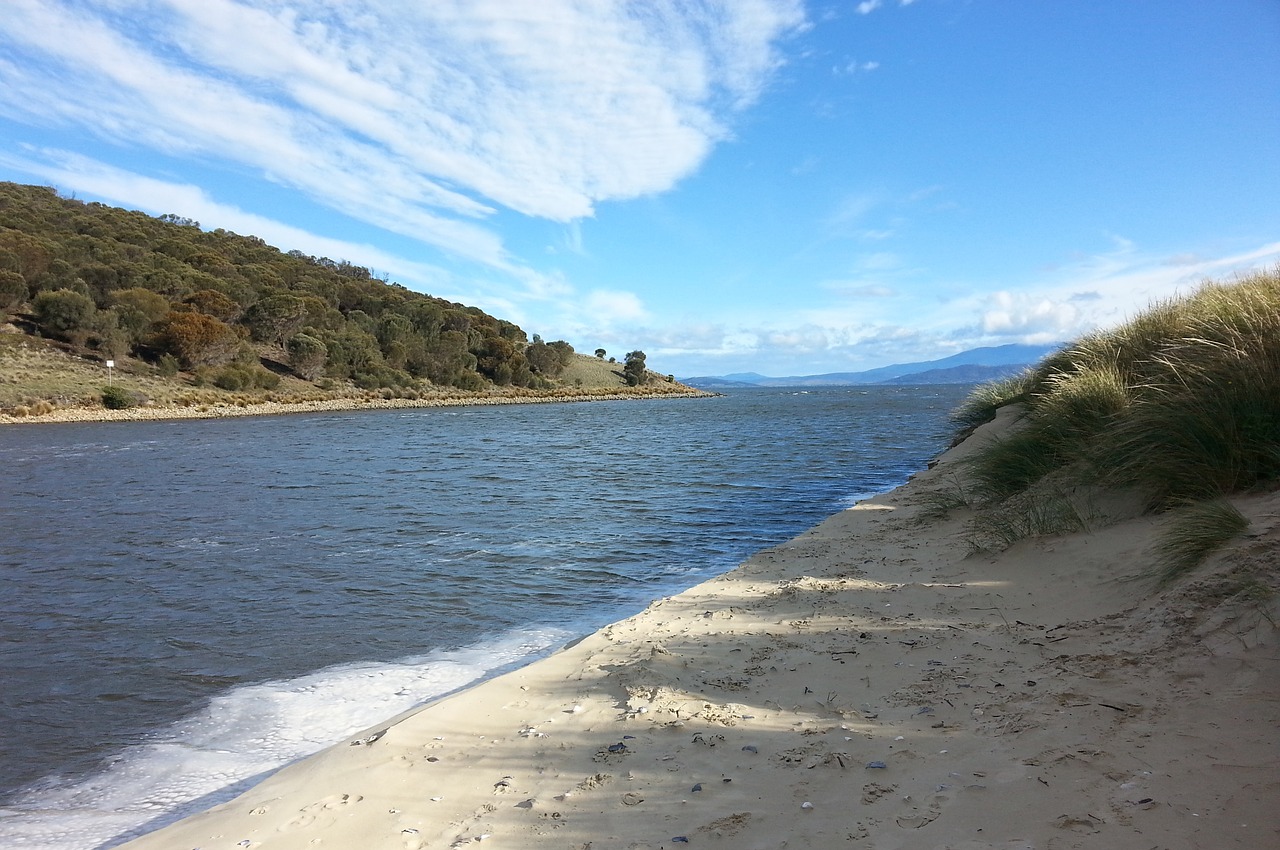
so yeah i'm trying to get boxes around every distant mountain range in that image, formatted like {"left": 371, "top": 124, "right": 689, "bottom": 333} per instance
{"left": 681, "top": 343, "right": 1059, "bottom": 389}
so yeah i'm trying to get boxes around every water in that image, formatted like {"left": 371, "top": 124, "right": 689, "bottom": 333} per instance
{"left": 0, "top": 385, "right": 971, "bottom": 848}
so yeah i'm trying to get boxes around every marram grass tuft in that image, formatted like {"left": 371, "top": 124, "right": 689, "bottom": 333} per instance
{"left": 953, "top": 268, "right": 1278, "bottom": 557}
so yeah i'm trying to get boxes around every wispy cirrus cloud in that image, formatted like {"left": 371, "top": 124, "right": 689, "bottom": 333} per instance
{"left": 0, "top": 0, "right": 806, "bottom": 268}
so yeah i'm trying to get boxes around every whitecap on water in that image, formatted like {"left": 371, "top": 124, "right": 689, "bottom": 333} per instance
{"left": 0, "top": 626, "right": 573, "bottom": 850}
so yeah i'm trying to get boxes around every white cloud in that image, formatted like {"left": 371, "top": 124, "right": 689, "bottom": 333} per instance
{"left": 620, "top": 238, "right": 1280, "bottom": 377}
{"left": 980, "top": 292, "right": 1079, "bottom": 336}
{"left": 834, "top": 59, "right": 879, "bottom": 75}
{"left": 821, "top": 282, "right": 896, "bottom": 298}
{"left": 856, "top": 1, "right": 883, "bottom": 14}
{"left": 954, "top": 238, "right": 1280, "bottom": 345}
{"left": 0, "top": 0, "right": 806, "bottom": 260}
{"left": 585, "top": 289, "right": 650, "bottom": 324}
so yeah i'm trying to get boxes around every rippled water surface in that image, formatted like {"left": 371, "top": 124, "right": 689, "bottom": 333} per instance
{"left": 0, "top": 385, "right": 971, "bottom": 847}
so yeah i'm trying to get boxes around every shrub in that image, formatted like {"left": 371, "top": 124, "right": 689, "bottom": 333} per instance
{"left": 156, "top": 353, "right": 180, "bottom": 377}
{"left": 151, "top": 310, "right": 239, "bottom": 368}
{"left": 33, "top": 289, "right": 96, "bottom": 342}
{"left": 111, "top": 287, "right": 171, "bottom": 342}
{"left": 286, "top": 332, "right": 328, "bottom": 380}
{"left": 452, "top": 371, "right": 487, "bottom": 391}
{"left": 352, "top": 365, "right": 413, "bottom": 389}
{"left": 623, "top": 350, "right": 647, "bottom": 386}
{"left": 211, "top": 364, "right": 281, "bottom": 391}
{"left": 101, "top": 385, "right": 134, "bottom": 409}
{"left": 0, "top": 270, "right": 27, "bottom": 312}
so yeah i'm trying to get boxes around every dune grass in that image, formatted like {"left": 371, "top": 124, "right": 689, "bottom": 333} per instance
{"left": 953, "top": 268, "right": 1278, "bottom": 572}
{"left": 1154, "top": 499, "right": 1251, "bottom": 585}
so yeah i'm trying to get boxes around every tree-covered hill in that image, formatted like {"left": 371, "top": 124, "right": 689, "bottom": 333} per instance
{"left": 0, "top": 182, "right": 678, "bottom": 414}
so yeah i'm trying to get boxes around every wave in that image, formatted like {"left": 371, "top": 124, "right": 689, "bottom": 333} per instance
{"left": 0, "top": 626, "right": 575, "bottom": 850}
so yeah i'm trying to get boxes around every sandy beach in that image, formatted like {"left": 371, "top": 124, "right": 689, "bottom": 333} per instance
{"left": 116, "top": 408, "right": 1279, "bottom": 850}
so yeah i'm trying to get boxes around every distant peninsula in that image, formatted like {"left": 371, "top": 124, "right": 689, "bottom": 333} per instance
{"left": 0, "top": 183, "right": 706, "bottom": 424}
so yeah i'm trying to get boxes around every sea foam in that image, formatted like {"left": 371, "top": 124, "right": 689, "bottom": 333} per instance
{"left": 0, "top": 626, "right": 572, "bottom": 850}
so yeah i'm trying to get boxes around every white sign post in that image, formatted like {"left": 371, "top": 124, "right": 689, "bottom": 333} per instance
{"left": 106, "top": 359, "right": 114, "bottom": 385}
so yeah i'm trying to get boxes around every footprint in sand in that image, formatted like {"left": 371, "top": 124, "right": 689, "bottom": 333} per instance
{"left": 278, "top": 793, "right": 364, "bottom": 831}
{"left": 895, "top": 791, "right": 953, "bottom": 830}
{"left": 861, "top": 783, "right": 897, "bottom": 804}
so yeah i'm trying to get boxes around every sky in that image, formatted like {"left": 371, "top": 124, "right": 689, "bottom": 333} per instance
{"left": 1, "top": 1, "right": 1277, "bottom": 378}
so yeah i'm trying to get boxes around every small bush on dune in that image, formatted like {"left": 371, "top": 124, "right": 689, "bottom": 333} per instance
{"left": 1154, "top": 500, "right": 1250, "bottom": 585}
{"left": 955, "top": 268, "right": 1278, "bottom": 564}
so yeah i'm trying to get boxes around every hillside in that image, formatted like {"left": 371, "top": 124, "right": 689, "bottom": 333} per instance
{"left": 0, "top": 183, "right": 698, "bottom": 420}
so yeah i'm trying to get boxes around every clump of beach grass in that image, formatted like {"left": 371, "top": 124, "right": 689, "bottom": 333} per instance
{"left": 1153, "top": 499, "right": 1251, "bottom": 585}
{"left": 964, "top": 486, "right": 1094, "bottom": 553}
{"left": 954, "top": 268, "right": 1278, "bottom": 562}
{"left": 950, "top": 370, "right": 1036, "bottom": 433}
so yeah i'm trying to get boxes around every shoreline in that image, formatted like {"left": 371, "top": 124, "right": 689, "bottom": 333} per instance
{"left": 113, "top": 409, "right": 1280, "bottom": 848}
{"left": 0, "top": 386, "right": 717, "bottom": 427}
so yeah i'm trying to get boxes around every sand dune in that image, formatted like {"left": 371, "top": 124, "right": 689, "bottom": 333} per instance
{"left": 118, "top": 410, "right": 1280, "bottom": 850}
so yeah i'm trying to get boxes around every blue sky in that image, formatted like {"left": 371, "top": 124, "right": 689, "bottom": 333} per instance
{"left": 1, "top": 1, "right": 1276, "bottom": 378}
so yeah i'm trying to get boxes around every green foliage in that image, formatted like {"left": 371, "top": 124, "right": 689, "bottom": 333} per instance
{"left": 965, "top": 488, "right": 1093, "bottom": 553}
{"left": 210, "top": 364, "right": 281, "bottom": 391}
{"left": 0, "top": 181, "right": 593, "bottom": 391}
{"left": 0, "top": 270, "right": 27, "bottom": 312}
{"left": 352, "top": 365, "right": 413, "bottom": 389}
{"left": 0, "top": 229, "right": 54, "bottom": 279}
{"left": 959, "top": 269, "right": 1280, "bottom": 509}
{"left": 286, "top": 332, "right": 328, "bottom": 380}
{"left": 156, "top": 353, "right": 180, "bottom": 377}
{"left": 452, "top": 371, "right": 487, "bottom": 391}
{"left": 319, "top": 326, "right": 384, "bottom": 378}
{"left": 954, "top": 269, "right": 1280, "bottom": 556}
{"left": 101, "top": 384, "right": 136, "bottom": 409}
{"left": 526, "top": 339, "right": 569, "bottom": 376}
{"left": 151, "top": 310, "right": 239, "bottom": 368}
{"left": 950, "top": 370, "right": 1035, "bottom": 431}
{"left": 244, "top": 291, "right": 307, "bottom": 343}
{"left": 90, "top": 308, "right": 130, "bottom": 358}
{"left": 594, "top": 348, "right": 607, "bottom": 359}
{"left": 183, "top": 288, "right": 241, "bottom": 322}
{"left": 418, "top": 330, "right": 475, "bottom": 386}
{"left": 110, "top": 287, "right": 170, "bottom": 343}
{"left": 1153, "top": 499, "right": 1250, "bottom": 584}
{"left": 623, "top": 350, "right": 648, "bottom": 386}
{"left": 33, "top": 289, "right": 96, "bottom": 342}
{"left": 962, "top": 428, "right": 1065, "bottom": 502}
